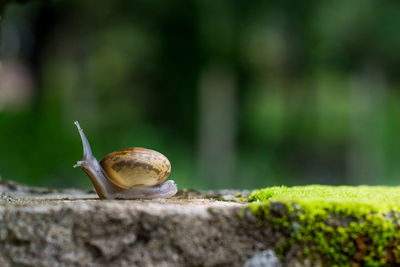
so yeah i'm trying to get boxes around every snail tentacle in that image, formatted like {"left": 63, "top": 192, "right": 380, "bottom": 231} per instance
{"left": 74, "top": 121, "right": 94, "bottom": 160}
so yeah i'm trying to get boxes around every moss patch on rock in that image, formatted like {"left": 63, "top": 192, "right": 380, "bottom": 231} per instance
{"left": 248, "top": 185, "right": 400, "bottom": 266}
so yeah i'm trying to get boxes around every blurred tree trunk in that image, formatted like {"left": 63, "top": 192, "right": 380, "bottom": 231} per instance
{"left": 0, "top": 0, "right": 33, "bottom": 46}
{"left": 197, "top": 64, "right": 237, "bottom": 188}
{"left": 348, "top": 63, "right": 387, "bottom": 185}
{"left": 0, "top": 3, "right": 3, "bottom": 44}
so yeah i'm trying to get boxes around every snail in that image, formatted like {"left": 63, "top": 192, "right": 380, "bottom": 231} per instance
{"left": 73, "top": 121, "right": 178, "bottom": 199}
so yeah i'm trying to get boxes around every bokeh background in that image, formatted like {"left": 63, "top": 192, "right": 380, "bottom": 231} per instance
{"left": 1, "top": 0, "right": 400, "bottom": 190}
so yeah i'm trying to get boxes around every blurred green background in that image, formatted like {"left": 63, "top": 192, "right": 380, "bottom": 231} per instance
{"left": 1, "top": 0, "right": 400, "bottom": 190}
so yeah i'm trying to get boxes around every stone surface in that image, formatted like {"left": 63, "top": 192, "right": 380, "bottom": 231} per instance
{"left": 0, "top": 180, "right": 289, "bottom": 267}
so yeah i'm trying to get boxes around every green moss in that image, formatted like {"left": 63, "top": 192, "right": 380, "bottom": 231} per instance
{"left": 248, "top": 185, "right": 400, "bottom": 266}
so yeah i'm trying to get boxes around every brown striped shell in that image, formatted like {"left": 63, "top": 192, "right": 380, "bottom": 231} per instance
{"left": 99, "top": 147, "right": 171, "bottom": 189}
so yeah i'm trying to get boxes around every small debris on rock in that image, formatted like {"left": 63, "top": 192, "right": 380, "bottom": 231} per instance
{"left": 243, "top": 250, "right": 281, "bottom": 267}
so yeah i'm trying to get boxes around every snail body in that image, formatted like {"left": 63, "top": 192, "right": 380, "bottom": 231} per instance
{"left": 73, "top": 121, "right": 177, "bottom": 199}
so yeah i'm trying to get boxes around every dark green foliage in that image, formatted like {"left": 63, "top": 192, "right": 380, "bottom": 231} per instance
{"left": 1, "top": 0, "right": 400, "bottom": 189}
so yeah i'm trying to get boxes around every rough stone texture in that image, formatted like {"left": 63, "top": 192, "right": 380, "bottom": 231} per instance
{"left": 0, "top": 180, "right": 292, "bottom": 267}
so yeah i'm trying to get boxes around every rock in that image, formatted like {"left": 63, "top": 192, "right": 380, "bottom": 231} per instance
{"left": 0, "top": 180, "right": 289, "bottom": 267}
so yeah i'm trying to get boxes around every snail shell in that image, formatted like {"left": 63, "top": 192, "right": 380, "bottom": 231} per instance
{"left": 100, "top": 147, "right": 171, "bottom": 189}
